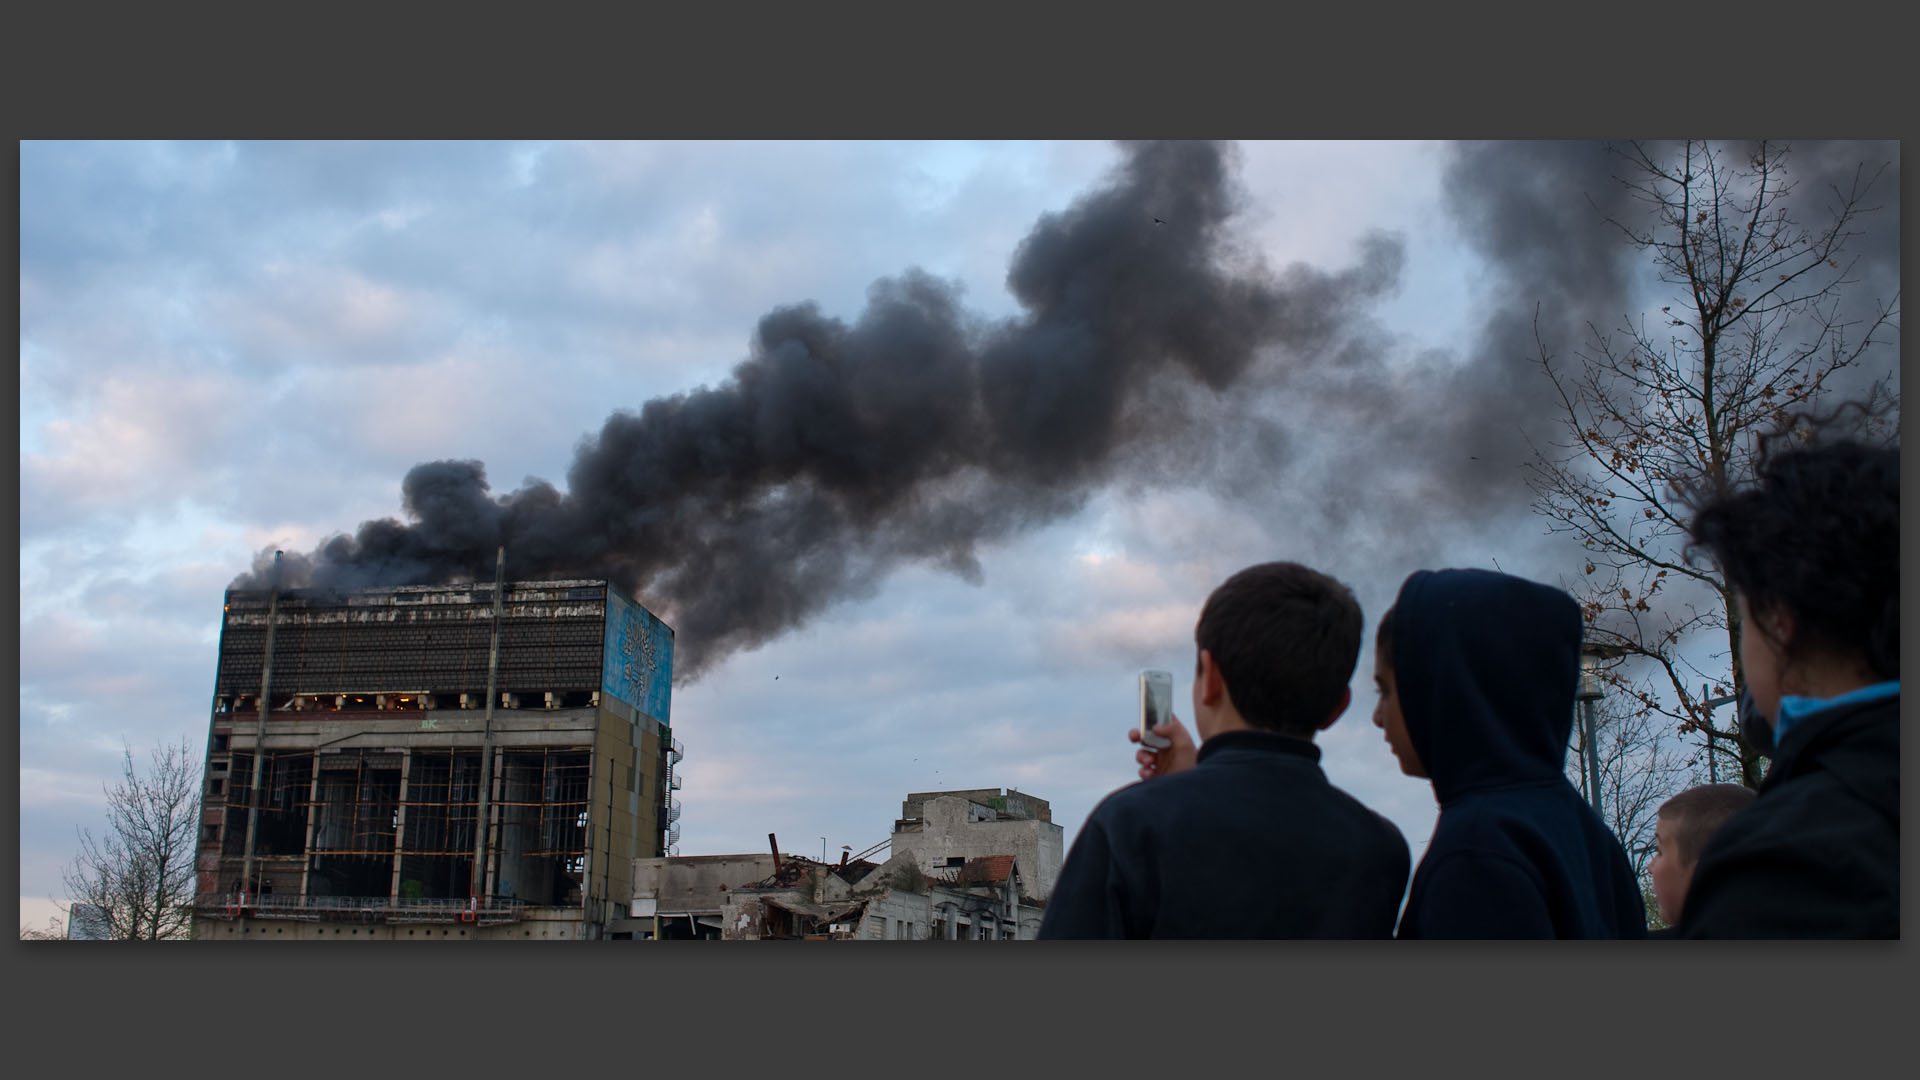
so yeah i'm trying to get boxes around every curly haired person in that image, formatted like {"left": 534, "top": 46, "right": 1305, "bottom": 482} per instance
{"left": 1677, "top": 412, "right": 1898, "bottom": 938}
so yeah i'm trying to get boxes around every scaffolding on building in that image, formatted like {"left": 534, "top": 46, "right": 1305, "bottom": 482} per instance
{"left": 197, "top": 745, "right": 595, "bottom": 924}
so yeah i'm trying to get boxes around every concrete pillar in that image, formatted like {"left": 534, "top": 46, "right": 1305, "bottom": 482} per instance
{"left": 388, "top": 750, "right": 411, "bottom": 900}
{"left": 481, "top": 750, "right": 504, "bottom": 898}
{"left": 297, "top": 763, "right": 322, "bottom": 898}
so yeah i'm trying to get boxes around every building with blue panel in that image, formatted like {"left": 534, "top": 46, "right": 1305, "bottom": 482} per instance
{"left": 192, "top": 578, "right": 679, "bottom": 941}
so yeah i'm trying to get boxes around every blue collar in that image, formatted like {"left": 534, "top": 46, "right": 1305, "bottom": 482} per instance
{"left": 1773, "top": 681, "right": 1899, "bottom": 745}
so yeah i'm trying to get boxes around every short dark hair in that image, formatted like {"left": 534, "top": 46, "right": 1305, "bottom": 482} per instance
{"left": 1658, "top": 783, "right": 1757, "bottom": 866}
{"left": 1194, "top": 562, "right": 1363, "bottom": 738}
{"left": 1685, "top": 408, "right": 1898, "bottom": 680}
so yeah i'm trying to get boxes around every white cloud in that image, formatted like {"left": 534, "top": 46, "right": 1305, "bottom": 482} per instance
{"left": 20, "top": 767, "right": 113, "bottom": 810}
{"left": 19, "top": 897, "right": 72, "bottom": 938}
{"left": 22, "top": 369, "right": 251, "bottom": 509}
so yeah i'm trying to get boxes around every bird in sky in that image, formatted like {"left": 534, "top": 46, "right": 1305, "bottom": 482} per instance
{"left": 1153, "top": 217, "right": 1166, "bottom": 225}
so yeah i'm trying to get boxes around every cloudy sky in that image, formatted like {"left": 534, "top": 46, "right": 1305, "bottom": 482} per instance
{"left": 17, "top": 140, "right": 1899, "bottom": 932}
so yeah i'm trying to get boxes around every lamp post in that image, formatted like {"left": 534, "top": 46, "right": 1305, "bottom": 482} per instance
{"left": 1575, "top": 639, "right": 1628, "bottom": 819}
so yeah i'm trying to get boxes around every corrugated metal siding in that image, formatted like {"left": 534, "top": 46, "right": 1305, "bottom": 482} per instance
{"left": 215, "top": 581, "right": 640, "bottom": 696}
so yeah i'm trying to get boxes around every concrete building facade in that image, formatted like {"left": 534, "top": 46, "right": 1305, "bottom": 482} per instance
{"left": 888, "top": 789, "right": 1064, "bottom": 901}
{"left": 191, "top": 577, "right": 679, "bottom": 940}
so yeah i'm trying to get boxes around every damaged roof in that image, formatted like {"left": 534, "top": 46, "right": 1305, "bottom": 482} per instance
{"left": 759, "top": 897, "right": 869, "bottom": 923}
{"left": 946, "top": 855, "right": 1018, "bottom": 886}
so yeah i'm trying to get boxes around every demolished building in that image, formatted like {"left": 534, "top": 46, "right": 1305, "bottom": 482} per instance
{"left": 630, "top": 789, "right": 1061, "bottom": 940}
{"left": 192, "top": 575, "right": 680, "bottom": 940}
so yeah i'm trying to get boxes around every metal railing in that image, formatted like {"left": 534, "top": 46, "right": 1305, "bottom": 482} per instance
{"left": 195, "top": 893, "right": 531, "bottom": 926}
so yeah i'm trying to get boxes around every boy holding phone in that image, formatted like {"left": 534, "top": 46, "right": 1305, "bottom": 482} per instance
{"left": 1037, "top": 561, "right": 1410, "bottom": 938}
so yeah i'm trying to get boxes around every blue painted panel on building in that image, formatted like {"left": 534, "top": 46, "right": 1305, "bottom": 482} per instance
{"left": 603, "top": 589, "right": 674, "bottom": 725}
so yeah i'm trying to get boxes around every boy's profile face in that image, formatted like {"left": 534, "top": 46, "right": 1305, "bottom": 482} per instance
{"left": 1371, "top": 652, "right": 1425, "bottom": 778}
{"left": 1648, "top": 814, "right": 1689, "bottom": 926}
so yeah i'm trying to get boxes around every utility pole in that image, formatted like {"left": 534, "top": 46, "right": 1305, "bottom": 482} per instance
{"left": 471, "top": 547, "right": 506, "bottom": 917}
{"left": 239, "top": 551, "right": 282, "bottom": 911}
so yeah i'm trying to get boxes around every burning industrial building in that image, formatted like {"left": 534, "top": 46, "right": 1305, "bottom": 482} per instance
{"left": 193, "top": 558, "right": 678, "bottom": 940}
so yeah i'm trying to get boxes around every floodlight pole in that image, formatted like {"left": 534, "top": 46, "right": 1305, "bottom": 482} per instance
{"left": 1575, "top": 639, "right": 1627, "bottom": 821}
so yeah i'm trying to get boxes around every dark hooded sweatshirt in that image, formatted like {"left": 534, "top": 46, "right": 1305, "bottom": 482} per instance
{"left": 1677, "top": 690, "right": 1898, "bottom": 938}
{"left": 1390, "top": 569, "right": 1646, "bottom": 939}
{"left": 1037, "top": 729, "right": 1410, "bottom": 938}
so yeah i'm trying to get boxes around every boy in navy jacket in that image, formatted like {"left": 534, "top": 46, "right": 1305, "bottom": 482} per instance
{"left": 1372, "top": 569, "right": 1646, "bottom": 939}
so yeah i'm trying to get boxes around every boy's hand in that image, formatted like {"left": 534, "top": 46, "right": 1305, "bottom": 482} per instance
{"left": 1130, "top": 715, "right": 1197, "bottom": 780}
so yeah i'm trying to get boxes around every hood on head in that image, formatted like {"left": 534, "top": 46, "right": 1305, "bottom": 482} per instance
{"left": 1390, "top": 568, "right": 1582, "bottom": 802}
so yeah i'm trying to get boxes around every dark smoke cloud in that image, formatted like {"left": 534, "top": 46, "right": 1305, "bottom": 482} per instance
{"left": 1417, "top": 139, "right": 1899, "bottom": 618}
{"left": 1175, "top": 141, "right": 1649, "bottom": 575}
{"left": 1431, "top": 141, "right": 1645, "bottom": 509}
{"left": 237, "top": 141, "right": 1406, "bottom": 680}
{"left": 1765, "top": 140, "right": 1902, "bottom": 401}
{"left": 1429, "top": 139, "right": 1898, "bottom": 509}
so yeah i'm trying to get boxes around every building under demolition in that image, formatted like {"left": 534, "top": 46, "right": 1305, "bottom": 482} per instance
{"left": 631, "top": 788, "right": 1063, "bottom": 940}
{"left": 192, "top": 575, "right": 680, "bottom": 940}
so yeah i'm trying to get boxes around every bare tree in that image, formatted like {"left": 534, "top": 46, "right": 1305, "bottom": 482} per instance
{"left": 1567, "top": 684, "right": 1688, "bottom": 879}
{"left": 20, "top": 915, "right": 67, "bottom": 940}
{"left": 1529, "top": 140, "right": 1899, "bottom": 788}
{"left": 61, "top": 739, "right": 202, "bottom": 940}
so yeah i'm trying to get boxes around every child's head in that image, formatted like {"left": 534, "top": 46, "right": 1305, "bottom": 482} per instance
{"left": 1192, "top": 562, "right": 1362, "bottom": 740}
{"left": 1369, "top": 569, "right": 1585, "bottom": 797}
{"left": 1371, "top": 605, "right": 1425, "bottom": 778}
{"left": 1649, "top": 783, "right": 1757, "bottom": 925}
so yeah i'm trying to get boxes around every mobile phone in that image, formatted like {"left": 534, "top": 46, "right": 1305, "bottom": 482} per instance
{"left": 1138, "top": 669, "right": 1173, "bottom": 749}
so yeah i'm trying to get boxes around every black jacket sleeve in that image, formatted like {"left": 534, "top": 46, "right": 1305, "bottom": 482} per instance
{"left": 1036, "top": 815, "right": 1133, "bottom": 939}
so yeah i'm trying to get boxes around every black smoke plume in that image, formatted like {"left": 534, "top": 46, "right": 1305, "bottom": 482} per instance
{"left": 1430, "top": 140, "right": 1899, "bottom": 513}
{"left": 237, "top": 142, "right": 1404, "bottom": 679}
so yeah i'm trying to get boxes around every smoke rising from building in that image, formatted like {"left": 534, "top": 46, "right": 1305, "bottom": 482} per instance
{"left": 234, "top": 140, "right": 1898, "bottom": 682}
{"left": 237, "top": 141, "right": 1407, "bottom": 679}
